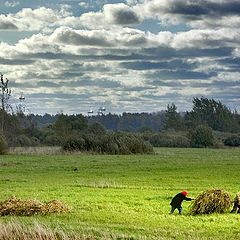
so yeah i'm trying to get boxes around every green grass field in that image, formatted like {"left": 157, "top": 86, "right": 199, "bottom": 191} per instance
{"left": 0, "top": 148, "right": 240, "bottom": 239}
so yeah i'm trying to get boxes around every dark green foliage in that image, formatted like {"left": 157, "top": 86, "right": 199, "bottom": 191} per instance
{"left": 62, "top": 137, "right": 86, "bottom": 152}
{"left": 54, "top": 114, "right": 88, "bottom": 141}
{"left": 144, "top": 132, "right": 190, "bottom": 148}
{"left": 44, "top": 134, "right": 61, "bottom": 146}
{"left": 224, "top": 135, "right": 240, "bottom": 146}
{"left": 0, "top": 135, "right": 8, "bottom": 154}
{"left": 88, "top": 112, "right": 165, "bottom": 132}
{"left": 62, "top": 132, "right": 153, "bottom": 154}
{"left": 186, "top": 97, "right": 240, "bottom": 132}
{"left": 87, "top": 122, "right": 106, "bottom": 135}
{"left": 13, "top": 135, "right": 32, "bottom": 147}
{"left": 190, "top": 189, "right": 231, "bottom": 215}
{"left": 189, "top": 125, "right": 215, "bottom": 148}
{"left": 164, "top": 103, "right": 185, "bottom": 131}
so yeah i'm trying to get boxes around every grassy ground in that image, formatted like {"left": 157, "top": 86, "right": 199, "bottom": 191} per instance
{"left": 0, "top": 148, "right": 240, "bottom": 239}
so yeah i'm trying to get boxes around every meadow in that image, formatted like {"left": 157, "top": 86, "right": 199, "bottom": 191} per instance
{"left": 0, "top": 148, "right": 240, "bottom": 239}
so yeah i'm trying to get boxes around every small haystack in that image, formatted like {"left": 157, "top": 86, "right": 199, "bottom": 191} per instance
{"left": 190, "top": 189, "right": 231, "bottom": 215}
{"left": 42, "top": 200, "right": 70, "bottom": 214}
{"left": 0, "top": 197, "right": 70, "bottom": 216}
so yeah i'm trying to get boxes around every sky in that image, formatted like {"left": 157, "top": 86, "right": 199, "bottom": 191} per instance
{"left": 0, "top": 0, "right": 239, "bottom": 115}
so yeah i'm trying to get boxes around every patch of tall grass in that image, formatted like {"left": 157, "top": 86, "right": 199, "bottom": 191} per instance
{"left": 0, "top": 222, "right": 91, "bottom": 240}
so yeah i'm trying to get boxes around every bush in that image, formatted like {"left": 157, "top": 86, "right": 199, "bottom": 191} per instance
{"left": 14, "top": 135, "right": 32, "bottom": 147}
{"left": 62, "top": 132, "right": 153, "bottom": 154}
{"left": 147, "top": 133, "right": 190, "bottom": 148}
{"left": 189, "top": 125, "right": 215, "bottom": 147}
{"left": 224, "top": 135, "right": 240, "bottom": 146}
{"left": 190, "top": 189, "right": 231, "bottom": 215}
{"left": 0, "top": 136, "right": 8, "bottom": 154}
{"left": 62, "top": 138, "right": 85, "bottom": 152}
{"left": 44, "top": 134, "right": 61, "bottom": 146}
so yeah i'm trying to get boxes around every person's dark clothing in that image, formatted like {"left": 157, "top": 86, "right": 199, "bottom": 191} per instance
{"left": 170, "top": 206, "right": 182, "bottom": 215}
{"left": 231, "top": 202, "right": 240, "bottom": 213}
{"left": 231, "top": 194, "right": 240, "bottom": 213}
{"left": 170, "top": 193, "right": 192, "bottom": 208}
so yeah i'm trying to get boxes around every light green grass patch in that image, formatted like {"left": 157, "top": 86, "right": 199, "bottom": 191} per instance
{"left": 0, "top": 148, "right": 240, "bottom": 239}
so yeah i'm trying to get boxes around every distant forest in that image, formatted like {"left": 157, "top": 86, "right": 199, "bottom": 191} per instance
{"left": 30, "top": 97, "right": 239, "bottom": 134}
{"left": 0, "top": 95, "right": 239, "bottom": 154}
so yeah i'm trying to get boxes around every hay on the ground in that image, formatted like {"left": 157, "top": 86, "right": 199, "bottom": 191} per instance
{"left": 0, "top": 197, "right": 70, "bottom": 216}
{"left": 42, "top": 200, "right": 70, "bottom": 214}
{"left": 190, "top": 189, "right": 231, "bottom": 215}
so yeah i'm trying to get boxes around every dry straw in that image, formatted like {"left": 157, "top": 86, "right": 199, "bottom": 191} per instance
{"left": 0, "top": 197, "right": 70, "bottom": 216}
{"left": 0, "top": 222, "right": 92, "bottom": 240}
{"left": 190, "top": 189, "right": 231, "bottom": 215}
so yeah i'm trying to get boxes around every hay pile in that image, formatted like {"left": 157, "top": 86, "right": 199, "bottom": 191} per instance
{"left": 190, "top": 189, "right": 231, "bottom": 215}
{"left": 0, "top": 197, "right": 70, "bottom": 216}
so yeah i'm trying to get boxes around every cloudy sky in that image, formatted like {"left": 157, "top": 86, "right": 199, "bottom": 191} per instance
{"left": 0, "top": 0, "right": 239, "bottom": 114}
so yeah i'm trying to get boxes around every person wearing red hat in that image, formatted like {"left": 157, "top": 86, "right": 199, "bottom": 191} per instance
{"left": 170, "top": 191, "right": 193, "bottom": 215}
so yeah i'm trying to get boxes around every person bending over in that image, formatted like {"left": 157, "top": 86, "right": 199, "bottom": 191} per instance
{"left": 170, "top": 191, "right": 193, "bottom": 215}
{"left": 231, "top": 193, "right": 240, "bottom": 213}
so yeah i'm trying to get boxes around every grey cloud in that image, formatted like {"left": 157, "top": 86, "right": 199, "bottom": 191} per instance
{"left": 142, "top": 47, "right": 233, "bottom": 59}
{"left": 157, "top": 1, "right": 240, "bottom": 18}
{"left": 103, "top": 3, "right": 141, "bottom": 25}
{"left": 0, "top": 58, "right": 35, "bottom": 65}
{"left": 209, "top": 87, "right": 240, "bottom": 101}
{"left": 122, "top": 86, "right": 156, "bottom": 92}
{"left": 34, "top": 79, "right": 122, "bottom": 89}
{"left": 218, "top": 57, "right": 240, "bottom": 71}
{"left": 59, "top": 79, "right": 122, "bottom": 89}
{"left": 28, "top": 92, "right": 94, "bottom": 99}
{"left": 110, "top": 6, "right": 141, "bottom": 25}
{"left": 20, "top": 70, "right": 84, "bottom": 81}
{"left": 52, "top": 28, "right": 113, "bottom": 46}
{"left": 167, "top": 2, "right": 208, "bottom": 17}
{"left": 145, "top": 70, "right": 217, "bottom": 80}
{"left": 148, "top": 80, "right": 184, "bottom": 87}
{"left": 11, "top": 81, "right": 36, "bottom": 88}
{"left": 0, "top": 21, "right": 18, "bottom": 30}
{"left": 142, "top": 92, "right": 183, "bottom": 100}
{"left": 209, "top": 80, "right": 240, "bottom": 89}
{"left": 120, "top": 60, "right": 196, "bottom": 70}
{"left": 37, "top": 81, "right": 59, "bottom": 88}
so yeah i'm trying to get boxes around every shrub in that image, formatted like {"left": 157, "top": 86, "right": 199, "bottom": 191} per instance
{"left": 189, "top": 125, "right": 215, "bottom": 147}
{"left": 14, "top": 134, "right": 32, "bottom": 146}
{"left": 0, "top": 135, "right": 8, "bottom": 154}
{"left": 44, "top": 134, "right": 61, "bottom": 146}
{"left": 224, "top": 135, "right": 240, "bottom": 146}
{"left": 62, "top": 138, "right": 85, "bottom": 152}
{"left": 62, "top": 132, "right": 153, "bottom": 154}
{"left": 147, "top": 133, "right": 190, "bottom": 148}
{"left": 190, "top": 189, "right": 231, "bottom": 215}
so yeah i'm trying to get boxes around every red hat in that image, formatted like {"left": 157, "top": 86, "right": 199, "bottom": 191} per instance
{"left": 181, "top": 191, "right": 188, "bottom": 196}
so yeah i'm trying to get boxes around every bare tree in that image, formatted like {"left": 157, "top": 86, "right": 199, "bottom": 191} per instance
{"left": 0, "top": 73, "right": 11, "bottom": 134}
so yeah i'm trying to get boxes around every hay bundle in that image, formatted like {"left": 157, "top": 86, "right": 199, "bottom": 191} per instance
{"left": 0, "top": 197, "right": 70, "bottom": 216}
{"left": 190, "top": 189, "right": 231, "bottom": 215}
{"left": 0, "top": 197, "right": 43, "bottom": 216}
{"left": 42, "top": 200, "right": 70, "bottom": 214}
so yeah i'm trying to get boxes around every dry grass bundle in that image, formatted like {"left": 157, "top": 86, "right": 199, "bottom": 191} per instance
{"left": 190, "top": 189, "right": 231, "bottom": 215}
{"left": 0, "top": 222, "right": 92, "bottom": 240}
{"left": 42, "top": 200, "right": 70, "bottom": 214}
{"left": 0, "top": 197, "right": 70, "bottom": 216}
